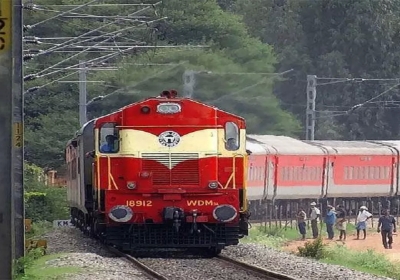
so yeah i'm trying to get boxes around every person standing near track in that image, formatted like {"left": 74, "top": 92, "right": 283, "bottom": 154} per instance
{"left": 356, "top": 206, "right": 372, "bottom": 240}
{"left": 335, "top": 205, "right": 347, "bottom": 241}
{"left": 325, "top": 205, "right": 336, "bottom": 240}
{"left": 309, "top": 202, "right": 321, "bottom": 239}
{"left": 377, "top": 209, "right": 396, "bottom": 249}
{"left": 296, "top": 207, "right": 307, "bottom": 240}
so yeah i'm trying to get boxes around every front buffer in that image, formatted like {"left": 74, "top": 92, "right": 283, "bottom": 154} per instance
{"left": 102, "top": 191, "right": 249, "bottom": 253}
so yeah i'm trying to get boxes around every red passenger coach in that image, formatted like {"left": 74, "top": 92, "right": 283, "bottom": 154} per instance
{"left": 66, "top": 90, "right": 249, "bottom": 254}
{"left": 311, "top": 141, "right": 396, "bottom": 198}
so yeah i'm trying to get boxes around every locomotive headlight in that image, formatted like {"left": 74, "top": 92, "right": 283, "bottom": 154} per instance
{"left": 208, "top": 181, "right": 218, "bottom": 189}
{"left": 108, "top": 205, "right": 133, "bottom": 223}
{"left": 157, "top": 103, "right": 181, "bottom": 114}
{"left": 212, "top": 204, "right": 237, "bottom": 223}
{"left": 127, "top": 181, "right": 136, "bottom": 189}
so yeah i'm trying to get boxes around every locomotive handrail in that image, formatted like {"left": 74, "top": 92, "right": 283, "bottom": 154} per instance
{"left": 106, "top": 155, "right": 119, "bottom": 190}
{"left": 222, "top": 153, "right": 245, "bottom": 189}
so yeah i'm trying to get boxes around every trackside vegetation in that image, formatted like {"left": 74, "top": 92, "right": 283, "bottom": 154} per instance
{"left": 244, "top": 225, "right": 400, "bottom": 279}
{"left": 14, "top": 163, "right": 71, "bottom": 279}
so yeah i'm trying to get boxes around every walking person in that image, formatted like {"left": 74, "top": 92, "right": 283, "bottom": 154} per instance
{"left": 356, "top": 206, "right": 373, "bottom": 240}
{"left": 335, "top": 205, "right": 347, "bottom": 241}
{"left": 377, "top": 209, "right": 396, "bottom": 249}
{"left": 297, "top": 207, "right": 307, "bottom": 240}
{"left": 325, "top": 205, "right": 336, "bottom": 240}
{"left": 309, "top": 202, "right": 321, "bottom": 239}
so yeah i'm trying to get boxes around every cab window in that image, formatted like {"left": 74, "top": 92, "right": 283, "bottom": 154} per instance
{"left": 225, "top": 122, "right": 239, "bottom": 151}
{"left": 99, "top": 123, "right": 119, "bottom": 153}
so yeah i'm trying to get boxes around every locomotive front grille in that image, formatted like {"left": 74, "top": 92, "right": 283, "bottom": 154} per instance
{"left": 142, "top": 153, "right": 200, "bottom": 185}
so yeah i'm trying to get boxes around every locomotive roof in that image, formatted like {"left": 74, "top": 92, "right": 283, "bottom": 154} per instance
{"left": 310, "top": 140, "right": 394, "bottom": 155}
{"left": 94, "top": 96, "right": 245, "bottom": 125}
{"left": 246, "top": 134, "right": 325, "bottom": 155}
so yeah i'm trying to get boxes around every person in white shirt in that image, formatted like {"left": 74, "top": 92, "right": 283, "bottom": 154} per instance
{"left": 356, "top": 205, "right": 373, "bottom": 240}
{"left": 309, "top": 202, "right": 321, "bottom": 239}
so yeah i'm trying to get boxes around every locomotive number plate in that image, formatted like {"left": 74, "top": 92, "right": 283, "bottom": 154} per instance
{"left": 125, "top": 200, "right": 153, "bottom": 207}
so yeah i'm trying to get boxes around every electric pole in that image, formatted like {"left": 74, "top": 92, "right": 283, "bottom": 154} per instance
{"left": 306, "top": 75, "right": 317, "bottom": 140}
{"left": 183, "top": 70, "right": 195, "bottom": 98}
{"left": 13, "top": 0, "right": 25, "bottom": 260}
{"left": 79, "top": 60, "right": 87, "bottom": 126}
{"left": 0, "top": 0, "right": 15, "bottom": 278}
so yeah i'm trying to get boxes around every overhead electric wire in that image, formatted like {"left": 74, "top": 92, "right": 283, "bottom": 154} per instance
{"left": 34, "top": 34, "right": 121, "bottom": 76}
{"left": 86, "top": 62, "right": 187, "bottom": 105}
{"left": 39, "top": 2, "right": 161, "bottom": 55}
{"left": 32, "top": 16, "right": 165, "bottom": 77}
{"left": 28, "top": 0, "right": 99, "bottom": 28}
{"left": 37, "top": 46, "right": 137, "bottom": 79}
{"left": 347, "top": 82, "right": 400, "bottom": 113}
{"left": 24, "top": 46, "right": 140, "bottom": 94}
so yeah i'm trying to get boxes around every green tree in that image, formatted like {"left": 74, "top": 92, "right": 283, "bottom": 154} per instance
{"left": 236, "top": 0, "right": 400, "bottom": 140}
{"left": 24, "top": 0, "right": 301, "bottom": 168}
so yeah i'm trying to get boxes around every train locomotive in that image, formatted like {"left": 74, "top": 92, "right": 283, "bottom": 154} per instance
{"left": 66, "top": 90, "right": 250, "bottom": 254}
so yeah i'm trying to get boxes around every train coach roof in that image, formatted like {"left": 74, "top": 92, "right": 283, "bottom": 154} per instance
{"left": 309, "top": 140, "right": 394, "bottom": 155}
{"left": 369, "top": 140, "right": 400, "bottom": 152}
{"left": 247, "top": 134, "right": 324, "bottom": 155}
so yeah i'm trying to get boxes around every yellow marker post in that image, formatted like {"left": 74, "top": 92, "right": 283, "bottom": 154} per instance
{"left": 0, "top": 0, "right": 12, "bottom": 54}
{"left": 13, "top": 122, "right": 23, "bottom": 147}
{"left": 0, "top": 0, "right": 14, "bottom": 278}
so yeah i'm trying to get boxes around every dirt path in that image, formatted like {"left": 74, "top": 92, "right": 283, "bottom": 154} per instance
{"left": 282, "top": 231, "right": 400, "bottom": 262}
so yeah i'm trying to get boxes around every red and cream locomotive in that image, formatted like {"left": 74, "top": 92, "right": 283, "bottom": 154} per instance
{"left": 65, "top": 90, "right": 249, "bottom": 254}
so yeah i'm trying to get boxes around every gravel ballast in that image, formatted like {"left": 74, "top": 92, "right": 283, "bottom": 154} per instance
{"left": 40, "top": 227, "right": 393, "bottom": 280}
{"left": 139, "top": 257, "right": 268, "bottom": 280}
{"left": 223, "top": 243, "right": 393, "bottom": 280}
{"left": 39, "top": 227, "right": 147, "bottom": 280}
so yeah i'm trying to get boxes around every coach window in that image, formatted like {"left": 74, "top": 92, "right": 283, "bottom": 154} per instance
{"left": 225, "top": 122, "right": 239, "bottom": 151}
{"left": 99, "top": 122, "right": 119, "bottom": 153}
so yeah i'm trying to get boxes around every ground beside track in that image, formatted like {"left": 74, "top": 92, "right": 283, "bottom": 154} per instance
{"left": 20, "top": 225, "right": 393, "bottom": 280}
{"left": 20, "top": 228, "right": 148, "bottom": 280}
{"left": 246, "top": 219, "right": 399, "bottom": 279}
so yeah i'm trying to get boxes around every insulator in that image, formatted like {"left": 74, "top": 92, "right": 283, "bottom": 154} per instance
{"left": 23, "top": 74, "right": 37, "bottom": 82}
{"left": 23, "top": 54, "right": 35, "bottom": 61}
{"left": 25, "top": 87, "right": 40, "bottom": 94}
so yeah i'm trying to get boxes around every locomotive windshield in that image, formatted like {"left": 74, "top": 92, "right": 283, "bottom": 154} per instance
{"left": 225, "top": 122, "right": 239, "bottom": 151}
{"left": 99, "top": 122, "right": 119, "bottom": 153}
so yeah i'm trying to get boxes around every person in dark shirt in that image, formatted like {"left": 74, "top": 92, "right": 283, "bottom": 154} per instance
{"left": 335, "top": 205, "right": 347, "bottom": 241}
{"left": 296, "top": 207, "right": 307, "bottom": 240}
{"left": 377, "top": 209, "right": 397, "bottom": 249}
{"left": 100, "top": 135, "right": 116, "bottom": 153}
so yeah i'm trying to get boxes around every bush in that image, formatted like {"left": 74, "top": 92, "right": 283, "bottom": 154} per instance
{"left": 297, "top": 237, "right": 326, "bottom": 259}
{"left": 25, "top": 187, "right": 69, "bottom": 222}
{"left": 25, "top": 162, "right": 69, "bottom": 222}
{"left": 13, "top": 248, "right": 46, "bottom": 279}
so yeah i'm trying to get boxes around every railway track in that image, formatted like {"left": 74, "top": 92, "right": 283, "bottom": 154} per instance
{"left": 107, "top": 246, "right": 168, "bottom": 280}
{"left": 108, "top": 246, "right": 297, "bottom": 280}
{"left": 216, "top": 255, "right": 297, "bottom": 280}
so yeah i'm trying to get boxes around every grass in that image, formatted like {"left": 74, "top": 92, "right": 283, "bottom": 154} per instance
{"left": 243, "top": 223, "right": 400, "bottom": 279}
{"left": 241, "top": 223, "right": 299, "bottom": 248}
{"left": 16, "top": 253, "right": 83, "bottom": 280}
{"left": 14, "top": 221, "right": 83, "bottom": 280}
{"left": 323, "top": 244, "right": 400, "bottom": 279}
{"left": 26, "top": 220, "right": 53, "bottom": 239}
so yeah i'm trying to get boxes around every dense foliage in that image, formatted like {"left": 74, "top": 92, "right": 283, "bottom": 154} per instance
{"left": 24, "top": 163, "right": 69, "bottom": 222}
{"left": 234, "top": 0, "right": 400, "bottom": 140}
{"left": 24, "top": 0, "right": 400, "bottom": 169}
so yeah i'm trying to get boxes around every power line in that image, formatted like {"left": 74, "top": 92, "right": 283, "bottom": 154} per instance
{"left": 35, "top": 3, "right": 162, "bottom": 55}
{"left": 306, "top": 75, "right": 400, "bottom": 140}
{"left": 26, "top": 0, "right": 99, "bottom": 28}
{"left": 347, "top": 82, "right": 400, "bottom": 113}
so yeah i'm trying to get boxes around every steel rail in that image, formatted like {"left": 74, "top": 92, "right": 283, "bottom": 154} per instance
{"left": 107, "top": 246, "right": 169, "bottom": 280}
{"left": 217, "top": 255, "right": 298, "bottom": 280}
